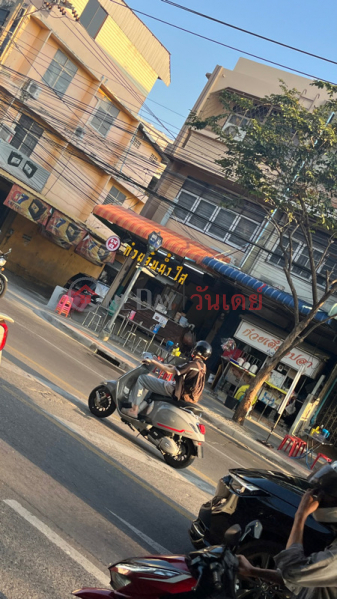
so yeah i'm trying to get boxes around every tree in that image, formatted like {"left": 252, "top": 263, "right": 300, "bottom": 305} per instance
{"left": 189, "top": 81, "right": 337, "bottom": 425}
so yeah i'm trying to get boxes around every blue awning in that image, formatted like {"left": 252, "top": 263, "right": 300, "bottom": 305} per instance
{"left": 202, "top": 257, "right": 329, "bottom": 323}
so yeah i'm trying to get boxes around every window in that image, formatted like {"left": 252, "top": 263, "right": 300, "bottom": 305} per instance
{"left": 80, "top": 0, "right": 107, "bottom": 37}
{"left": 104, "top": 186, "right": 126, "bottom": 206}
{"left": 149, "top": 153, "right": 158, "bottom": 164}
{"left": 269, "top": 235, "right": 337, "bottom": 287}
{"left": 132, "top": 138, "right": 141, "bottom": 149}
{"left": 43, "top": 50, "right": 77, "bottom": 97}
{"left": 91, "top": 99, "right": 119, "bottom": 137}
{"left": 10, "top": 114, "right": 43, "bottom": 157}
{"left": 173, "top": 180, "right": 265, "bottom": 249}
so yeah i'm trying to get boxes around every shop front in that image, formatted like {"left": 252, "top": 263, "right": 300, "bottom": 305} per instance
{"left": 215, "top": 316, "right": 329, "bottom": 424}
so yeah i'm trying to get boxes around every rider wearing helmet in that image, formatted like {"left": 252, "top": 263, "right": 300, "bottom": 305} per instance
{"left": 237, "top": 461, "right": 337, "bottom": 598}
{"left": 122, "top": 341, "right": 212, "bottom": 418}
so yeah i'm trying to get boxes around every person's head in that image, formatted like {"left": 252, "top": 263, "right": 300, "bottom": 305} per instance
{"left": 191, "top": 340, "right": 212, "bottom": 361}
{"left": 308, "top": 461, "right": 337, "bottom": 525}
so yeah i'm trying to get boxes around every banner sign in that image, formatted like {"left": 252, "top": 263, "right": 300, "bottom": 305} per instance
{"left": 4, "top": 184, "right": 51, "bottom": 225}
{"left": 235, "top": 320, "right": 322, "bottom": 378}
{"left": 75, "top": 234, "right": 116, "bottom": 266}
{"left": 44, "top": 210, "right": 86, "bottom": 249}
{"left": 0, "top": 139, "right": 50, "bottom": 192}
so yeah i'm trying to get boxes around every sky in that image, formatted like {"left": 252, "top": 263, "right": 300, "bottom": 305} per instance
{"left": 129, "top": 0, "right": 337, "bottom": 139}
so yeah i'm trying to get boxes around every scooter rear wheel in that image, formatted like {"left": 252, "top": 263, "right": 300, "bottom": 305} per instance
{"left": 0, "top": 274, "right": 7, "bottom": 298}
{"left": 163, "top": 438, "right": 195, "bottom": 469}
{"left": 88, "top": 385, "right": 116, "bottom": 418}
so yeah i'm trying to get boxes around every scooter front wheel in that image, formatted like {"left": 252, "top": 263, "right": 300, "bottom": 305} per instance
{"left": 88, "top": 385, "right": 116, "bottom": 418}
{"left": 163, "top": 438, "right": 195, "bottom": 469}
{"left": 0, "top": 274, "right": 7, "bottom": 298}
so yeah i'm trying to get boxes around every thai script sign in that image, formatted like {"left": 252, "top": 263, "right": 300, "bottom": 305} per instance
{"left": 44, "top": 210, "right": 86, "bottom": 249}
{"left": 4, "top": 184, "right": 51, "bottom": 225}
{"left": 75, "top": 234, "right": 116, "bottom": 266}
{"left": 235, "top": 320, "right": 322, "bottom": 378}
{"left": 123, "top": 243, "right": 188, "bottom": 286}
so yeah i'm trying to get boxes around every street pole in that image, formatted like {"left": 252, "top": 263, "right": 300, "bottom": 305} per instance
{"left": 99, "top": 251, "right": 149, "bottom": 342}
{"left": 259, "top": 365, "right": 306, "bottom": 447}
{"left": 99, "top": 231, "right": 163, "bottom": 342}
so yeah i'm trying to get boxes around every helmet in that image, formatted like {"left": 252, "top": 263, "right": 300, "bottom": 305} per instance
{"left": 192, "top": 340, "right": 212, "bottom": 360}
{"left": 221, "top": 338, "right": 236, "bottom": 352}
{"left": 308, "top": 461, "right": 337, "bottom": 523}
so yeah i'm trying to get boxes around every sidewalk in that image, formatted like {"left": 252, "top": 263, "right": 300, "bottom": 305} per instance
{"left": 7, "top": 274, "right": 310, "bottom": 477}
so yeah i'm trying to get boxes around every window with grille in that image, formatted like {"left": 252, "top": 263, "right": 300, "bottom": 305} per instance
{"left": 173, "top": 180, "right": 265, "bottom": 249}
{"left": 42, "top": 50, "right": 77, "bottom": 97}
{"left": 132, "top": 138, "right": 141, "bottom": 149}
{"left": 103, "top": 186, "right": 126, "bottom": 206}
{"left": 91, "top": 99, "right": 119, "bottom": 137}
{"left": 269, "top": 235, "right": 337, "bottom": 287}
{"left": 149, "top": 153, "right": 158, "bottom": 164}
{"left": 80, "top": 0, "right": 107, "bottom": 37}
{"left": 10, "top": 114, "right": 43, "bottom": 157}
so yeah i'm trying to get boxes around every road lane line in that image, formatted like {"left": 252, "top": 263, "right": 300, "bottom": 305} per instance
{"left": 3, "top": 500, "right": 109, "bottom": 586}
{"left": 107, "top": 509, "right": 170, "bottom": 555}
{"left": 1, "top": 383, "right": 192, "bottom": 520}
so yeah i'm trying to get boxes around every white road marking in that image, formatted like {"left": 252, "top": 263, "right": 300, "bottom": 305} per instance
{"left": 206, "top": 441, "right": 247, "bottom": 468}
{"left": 108, "top": 509, "right": 170, "bottom": 555}
{"left": 4, "top": 500, "right": 109, "bottom": 586}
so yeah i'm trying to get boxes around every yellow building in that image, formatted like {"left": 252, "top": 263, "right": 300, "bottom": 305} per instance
{"left": 0, "top": 0, "right": 170, "bottom": 287}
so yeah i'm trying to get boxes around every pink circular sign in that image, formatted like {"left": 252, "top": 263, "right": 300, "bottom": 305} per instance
{"left": 106, "top": 235, "right": 121, "bottom": 252}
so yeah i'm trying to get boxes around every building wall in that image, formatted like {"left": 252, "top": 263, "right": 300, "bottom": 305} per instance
{"left": 0, "top": 213, "right": 102, "bottom": 287}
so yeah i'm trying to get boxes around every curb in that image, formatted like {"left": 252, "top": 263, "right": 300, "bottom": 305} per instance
{"left": 35, "top": 309, "right": 129, "bottom": 374}
{"left": 201, "top": 409, "right": 308, "bottom": 476}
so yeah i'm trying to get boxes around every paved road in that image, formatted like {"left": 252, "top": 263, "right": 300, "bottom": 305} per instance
{"left": 0, "top": 281, "right": 283, "bottom": 598}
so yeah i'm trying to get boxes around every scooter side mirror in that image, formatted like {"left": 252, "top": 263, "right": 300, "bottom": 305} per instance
{"left": 224, "top": 524, "right": 242, "bottom": 547}
{"left": 241, "top": 520, "right": 263, "bottom": 542}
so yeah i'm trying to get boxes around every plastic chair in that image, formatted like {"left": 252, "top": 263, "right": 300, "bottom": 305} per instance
{"left": 289, "top": 439, "right": 307, "bottom": 457}
{"left": 278, "top": 434, "right": 306, "bottom": 457}
{"left": 311, "top": 453, "right": 332, "bottom": 470}
{"left": 55, "top": 295, "right": 73, "bottom": 317}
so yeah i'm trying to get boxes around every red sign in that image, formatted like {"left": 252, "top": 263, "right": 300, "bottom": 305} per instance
{"left": 106, "top": 235, "right": 121, "bottom": 252}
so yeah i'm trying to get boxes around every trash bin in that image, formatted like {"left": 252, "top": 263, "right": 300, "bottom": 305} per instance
{"left": 224, "top": 395, "right": 237, "bottom": 410}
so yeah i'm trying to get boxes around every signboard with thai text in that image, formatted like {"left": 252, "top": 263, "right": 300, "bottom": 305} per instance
{"left": 4, "top": 184, "right": 51, "bottom": 225}
{"left": 75, "top": 234, "right": 116, "bottom": 266}
{"left": 0, "top": 139, "right": 50, "bottom": 192}
{"left": 123, "top": 243, "right": 188, "bottom": 286}
{"left": 235, "top": 320, "right": 323, "bottom": 378}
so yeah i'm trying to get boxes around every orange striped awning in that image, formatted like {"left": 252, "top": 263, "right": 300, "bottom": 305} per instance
{"left": 93, "top": 205, "right": 230, "bottom": 266}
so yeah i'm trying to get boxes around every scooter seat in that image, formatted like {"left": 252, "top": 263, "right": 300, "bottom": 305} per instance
{"left": 149, "top": 394, "right": 203, "bottom": 416}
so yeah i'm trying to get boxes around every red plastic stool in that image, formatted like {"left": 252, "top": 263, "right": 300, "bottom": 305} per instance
{"left": 278, "top": 434, "right": 298, "bottom": 453}
{"left": 162, "top": 372, "right": 174, "bottom": 381}
{"left": 311, "top": 453, "right": 332, "bottom": 470}
{"left": 289, "top": 439, "right": 307, "bottom": 457}
{"left": 55, "top": 294, "right": 73, "bottom": 317}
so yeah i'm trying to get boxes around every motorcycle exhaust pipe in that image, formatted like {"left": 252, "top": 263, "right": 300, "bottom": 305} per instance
{"left": 147, "top": 433, "right": 179, "bottom": 456}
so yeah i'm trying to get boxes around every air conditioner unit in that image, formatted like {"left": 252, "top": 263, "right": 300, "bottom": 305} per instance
{"left": 74, "top": 126, "right": 85, "bottom": 140}
{"left": 23, "top": 80, "right": 41, "bottom": 100}
{"left": 222, "top": 122, "right": 246, "bottom": 142}
{"left": 0, "top": 124, "right": 16, "bottom": 142}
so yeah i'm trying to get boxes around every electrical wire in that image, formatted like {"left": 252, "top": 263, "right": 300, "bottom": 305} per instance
{"left": 160, "top": 0, "right": 337, "bottom": 68}
{"left": 108, "top": 0, "right": 337, "bottom": 85}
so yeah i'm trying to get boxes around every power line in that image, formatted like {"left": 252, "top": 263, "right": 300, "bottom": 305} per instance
{"left": 160, "top": 0, "right": 337, "bottom": 67}
{"left": 109, "top": 0, "right": 336, "bottom": 85}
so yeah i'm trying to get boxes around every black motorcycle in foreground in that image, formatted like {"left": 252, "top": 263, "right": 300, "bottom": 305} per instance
{"left": 0, "top": 248, "right": 11, "bottom": 298}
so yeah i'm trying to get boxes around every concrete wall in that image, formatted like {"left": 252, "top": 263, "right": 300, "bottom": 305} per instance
{"left": 0, "top": 213, "right": 102, "bottom": 287}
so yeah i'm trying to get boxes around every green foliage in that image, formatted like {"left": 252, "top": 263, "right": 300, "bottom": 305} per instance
{"left": 188, "top": 82, "right": 337, "bottom": 234}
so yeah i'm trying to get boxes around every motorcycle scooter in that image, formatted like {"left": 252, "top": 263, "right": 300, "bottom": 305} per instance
{"left": 88, "top": 354, "right": 205, "bottom": 469}
{"left": 72, "top": 521, "right": 264, "bottom": 599}
{"left": 0, "top": 248, "right": 11, "bottom": 298}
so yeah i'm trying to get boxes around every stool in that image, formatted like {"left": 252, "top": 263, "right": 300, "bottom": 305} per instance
{"left": 311, "top": 453, "right": 332, "bottom": 470}
{"left": 134, "top": 338, "right": 148, "bottom": 354}
{"left": 123, "top": 331, "right": 137, "bottom": 350}
{"left": 55, "top": 295, "right": 73, "bottom": 317}
{"left": 289, "top": 439, "right": 307, "bottom": 457}
{"left": 278, "top": 435, "right": 306, "bottom": 457}
{"left": 162, "top": 372, "right": 173, "bottom": 381}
